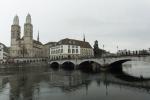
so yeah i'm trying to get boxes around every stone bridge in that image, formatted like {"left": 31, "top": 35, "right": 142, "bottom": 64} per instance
{"left": 48, "top": 56, "right": 150, "bottom": 71}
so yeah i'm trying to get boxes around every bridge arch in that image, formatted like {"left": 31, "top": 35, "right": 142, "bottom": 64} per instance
{"left": 79, "top": 59, "right": 102, "bottom": 65}
{"left": 62, "top": 61, "right": 75, "bottom": 70}
{"left": 109, "top": 59, "right": 131, "bottom": 72}
{"left": 50, "top": 62, "right": 60, "bottom": 69}
{"left": 79, "top": 60, "right": 101, "bottom": 72}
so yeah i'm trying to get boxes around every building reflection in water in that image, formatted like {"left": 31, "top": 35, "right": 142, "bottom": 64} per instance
{"left": 0, "top": 68, "right": 91, "bottom": 100}
{"left": 0, "top": 65, "right": 150, "bottom": 100}
{"left": 48, "top": 70, "right": 91, "bottom": 92}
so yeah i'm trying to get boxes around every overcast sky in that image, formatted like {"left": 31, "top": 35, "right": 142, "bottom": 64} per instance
{"left": 0, "top": 0, "right": 150, "bottom": 52}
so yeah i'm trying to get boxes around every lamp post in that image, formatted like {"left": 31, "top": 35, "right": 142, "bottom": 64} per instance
{"left": 117, "top": 45, "right": 118, "bottom": 56}
{"left": 103, "top": 44, "right": 104, "bottom": 57}
{"left": 103, "top": 44, "right": 105, "bottom": 64}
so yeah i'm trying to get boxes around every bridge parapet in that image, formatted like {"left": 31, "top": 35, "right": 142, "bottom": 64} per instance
{"left": 48, "top": 56, "right": 150, "bottom": 67}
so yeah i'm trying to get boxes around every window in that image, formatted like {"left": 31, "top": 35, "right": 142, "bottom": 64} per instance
{"left": 58, "top": 49, "right": 61, "bottom": 53}
{"left": 73, "top": 41, "right": 75, "bottom": 44}
{"left": 76, "top": 49, "right": 78, "bottom": 53}
{"left": 68, "top": 49, "right": 71, "bottom": 53}
{"left": 59, "top": 41, "right": 62, "bottom": 44}
{"left": 61, "top": 49, "right": 63, "bottom": 53}
{"left": 69, "top": 41, "right": 71, "bottom": 44}
{"left": 57, "top": 50, "right": 59, "bottom": 54}
{"left": 72, "top": 49, "right": 75, "bottom": 53}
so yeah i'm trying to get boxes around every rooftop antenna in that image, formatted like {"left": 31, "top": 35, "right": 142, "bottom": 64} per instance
{"left": 83, "top": 33, "right": 85, "bottom": 42}
{"left": 37, "top": 30, "right": 39, "bottom": 41}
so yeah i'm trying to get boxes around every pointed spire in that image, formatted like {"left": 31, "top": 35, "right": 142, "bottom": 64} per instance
{"left": 37, "top": 30, "right": 39, "bottom": 41}
{"left": 13, "top": 15, "right": 19, "bottom": 25}
{"left": 83, "top": 33, "right": 85, "bottom": 42}
{"left": 26, "top": 13, "right": 31, "bottom": 24}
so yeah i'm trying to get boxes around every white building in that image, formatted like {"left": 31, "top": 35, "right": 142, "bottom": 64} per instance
{"left": 50, "top": 44, "right": 80, "bottom": 60}
{"left": 0, "top": 43, "right": 9, "bottom": 63}
{"left": 49, "top": 38, "right": 94, "bottom": 60}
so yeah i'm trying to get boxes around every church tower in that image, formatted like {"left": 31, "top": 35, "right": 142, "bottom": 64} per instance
{"left": 10, "top": 15, "right": 21, "bottom": 57}
{"left": 10, "top": 14, "right": 44, "bottom": 58}
{"left": 24, "top": 14, "right": 33, "bottom": 41}
{"left": 11, "top": 15, "right": 21, "bottom": 46}
{"left": 24, "top": 14, "right": 33, "bottom": 57}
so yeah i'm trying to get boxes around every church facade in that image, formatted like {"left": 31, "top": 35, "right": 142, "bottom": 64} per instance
{"left": 10, "top": 14, "right": 44, "bottom": 58}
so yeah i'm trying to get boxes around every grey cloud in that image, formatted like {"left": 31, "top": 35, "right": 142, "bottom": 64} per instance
{"left": 0, "top": 0, "right": 150, "bottom": 53}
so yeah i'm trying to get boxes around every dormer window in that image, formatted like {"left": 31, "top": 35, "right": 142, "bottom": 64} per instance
{"left": 58, "top": 42, "right": 61, "bottom": 44}
{"left": 73, "top": 41, "right": 75, "bottom": 44}
{"left": 69, "top": 41, "right": 71, "bottom": 44}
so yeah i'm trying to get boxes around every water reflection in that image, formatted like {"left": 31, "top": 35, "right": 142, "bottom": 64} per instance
{"left": 0, "top": 63, "right": 150, "bottom": 100}
{"left": 123, "top": 61, "right": 150, "bottom": 78}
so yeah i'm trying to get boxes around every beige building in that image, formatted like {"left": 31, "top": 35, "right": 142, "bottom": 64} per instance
{"left": 10, "top": 14, "right": 44, "bottom": 58}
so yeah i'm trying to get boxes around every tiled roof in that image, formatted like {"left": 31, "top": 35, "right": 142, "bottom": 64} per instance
{"left": 57, "top": 38, "right": 92, "bottom": 48}
{"left": 44, "top": 42, "right": 57, "bottom": 46}
{"left": 33, "top": 40, "right": 43, "bottom": 45}
{"left": 0, "top": 42, "right": 9, "bottom": 52}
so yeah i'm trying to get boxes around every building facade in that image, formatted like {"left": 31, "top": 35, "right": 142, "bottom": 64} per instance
{"left": 43, "top": 42, "right": 57, "bottom": 58}
{"left": 117, "top": 49, "right": 150, "bottom": 56}
{"left": 49, "top": 38, "right": 94, "bottom": 60}
{"left": 10, "top": 14, "right": 44, "bottom": 58}
{"left": 0, "top": 43, "right": 9, "bottom": 63}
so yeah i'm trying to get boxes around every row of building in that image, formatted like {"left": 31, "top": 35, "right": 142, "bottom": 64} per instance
{"left": 2, "top": 14, "right": 150, "bottom": 63}
{"left": 117, "top": 49, "right": 150, "bottom": 56}
{"left": 0, "top": 14, "right": 94, "bottom": 63}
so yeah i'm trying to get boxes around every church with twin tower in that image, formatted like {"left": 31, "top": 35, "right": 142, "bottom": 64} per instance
{"left": 10, "top": 14, "right": 44, "bottom": 58}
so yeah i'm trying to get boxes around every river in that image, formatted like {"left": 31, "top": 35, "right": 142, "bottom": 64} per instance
{"left": 0, "top": 61, "right": 150, "bottom": 100}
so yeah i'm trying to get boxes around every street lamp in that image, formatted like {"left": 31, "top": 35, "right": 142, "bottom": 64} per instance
{"left": 103, "top": 44, "right": 104, "bottom": 57}
{"left": 103, "top": 44, "right": 105, "bottom": 64}
{"left": 116, "top": 45, "right": 119, "bottom": 56}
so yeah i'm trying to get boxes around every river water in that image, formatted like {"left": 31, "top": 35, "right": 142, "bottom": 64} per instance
{"left": 0, "top": 61, "right": 150, "bottom": 100}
